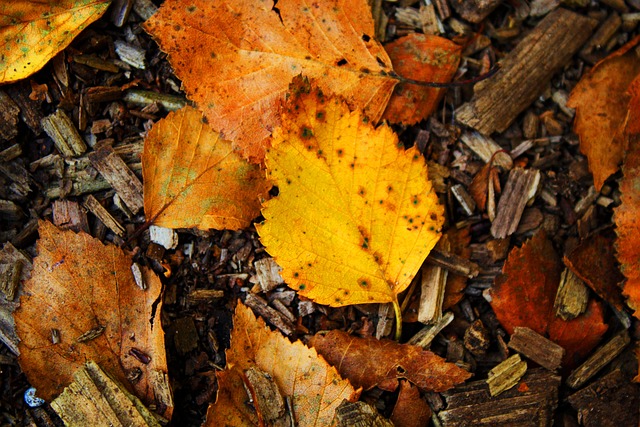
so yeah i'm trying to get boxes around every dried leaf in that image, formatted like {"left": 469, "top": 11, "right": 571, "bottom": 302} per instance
{"left": 14, "top": 221, "right": 171, "bottom": 419}
{"left": 615, "top": 75, "right": 640, "bottom": 320}
{"left": 567, "top": 35, "right": 640, "bottom": 190}
{"left": 143, "top": 0, "right": 397, "bottom": 162}
{"left": 0, "top": 0, "right": 111, "bottom": 84}
{"left": 563, "top": 232, "right": 625, "bottom": 310}
{"left": 382, "top": 33, "right": 461, "bottom": 125}
{"left": 309, "top": 329, "right": 470, "bottom": 392}
{"left": 257, "top": 80, "right": 444, "bottom": 309}
{"left": 443, "top": 226, "right": 471, "bottom": 310}
{"left": 142, "top": 106, "right": 271, "bottom": 230}
{"left": 205, "top": 303, "right": 358, "bottom": 427}
{"left": 390, "top": 380, "right": 432, "bottom": 427}
{"left": 489, "top": 232, "right": 608, "bottom": 367}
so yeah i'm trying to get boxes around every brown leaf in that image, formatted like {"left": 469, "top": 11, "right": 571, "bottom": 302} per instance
{"left": 205, "top": 303, "right": 358, "bottom": 427}
{"left": 143, "top": 0, "right": 397, "bottom": 162}
{"left": 443, "top": 226, "right": 471, "bottom": 310}
{"left": 142, "top": 106, "right": 271, "bottom": 230}
{"left": 563, "top": 232, "right": 625, "bottom": 310}
{"left": 382, "top": 33, "right": 462, "bottom": 125}
{"left": 308, "top": 329, "right": 470, "bottom": 392}
{"left": 14, "top": 221, "right": 171, "bottom": 419}
{"left": 615, "top": 75, "right": 640, "bottom": 320}
{"left": 390, "top": 380, "right": 432, "bottom": 427}
{"left": 567, "top": 35, "right": 640, "bottom": 190}
{"left": 489, "top": 231, "right": 608, "bottom": 367}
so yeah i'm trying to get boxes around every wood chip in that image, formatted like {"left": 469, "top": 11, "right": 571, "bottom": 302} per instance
{"left": 51, "top": 360, "right": 161, "bottom": 427}
{"left": 0, "top": 261, "right": 22, "bottom": 301}
{"left": 0, "top": 91, "right": 20, "bottom": 141}
{"left": 407, "top": 311, "right": 454, "bottom": 349}
{"left": 254, "top": 258, "right": 285, "bottom": 293}
{"left": 418, "top": 261, "right": 448, "bottom": 325}
{"left": 554, "top": 268, "right": 589, "bottom": 320}
{"left": 41, "top": 109, "right": 88, "bottom": 158}
{"left": 89, "top": 145, "right": 144, "bottom": 214}
{"left": 243, "top": 293, "right": 295, "bottom": 336}
{"left": 52, "top": 199, "right": 90, "bottom": 233}
{"left": 566, "top": 330, "right": 631, "bottom": 389}
{"left": 449, "top": 0, "right": 502, "bottom": 23}
{"left": 455, "top": 9, "right": 597, "bottom": 135}
{"left": 487, "top": 354, "right": 528, "bottom": 396}
{"left": 83, "top": 195, "right": 125, "bottom": 237}
{"left": 579, "top": 12, "right": 622, "bottom": 64}
{"left": 334, "top": 400, "right": 394, "bottom": 427}
{"left": 459, "top": 131, "right": 513, "bottom": 170}
{"left": 491, "top": 168, "right": 541, "bottom": 239}
{"left": 508, "top": 327, "right": 565, "bottom": 371}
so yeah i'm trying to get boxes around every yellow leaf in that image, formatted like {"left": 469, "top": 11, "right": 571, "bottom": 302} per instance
{"left": 257, "top": 81, "right": 444, "bottom": 307}
{"left": 142, "top": 106, "right": 271, "bottom": 230}
{"left": 0, "top": 0, "right": 111, "bottom": 84}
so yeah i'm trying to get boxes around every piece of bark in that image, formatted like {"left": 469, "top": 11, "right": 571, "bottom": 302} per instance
{"left": 427, "top": 249, "right": 480, "bottom": 278}
{"left": 433, "top": 0, "right": 451, "bottom": 20}
{"left": 243, "top": 293, "right": 295, "bottom": 336}
{"left": 5, "top": 82, "right": 43, "bottom": 135}
{"left": 0, "top": 91, "right": 20, "bottom": 141}
{"left": 51, "top": 360, "right": 161, "bottom": 427}
{"left": 554, "top": 268, "right": 589, "bottom": 320}
{"left": 85, "top": 86, "right": 124, "bottom": 104}
{"left": 334, "top": 400, "right": 394, "bottom": 427}
{"left": 449, "top": 0, "right": 502, "bottom": 23}
{"left": 508, "top": 327, "right": 565, "bottom": 371}
{"left": 11, "top": 218, "right": 39, "bottom": 248}
{"left": 83, "top": 195, "right": 125, "bottom": 237}
{"left": 407, "top": 311, "right": 454, "bottom": 349}
{"left": 254, "top": 258, "right": 285, "bottom": 292}
{"left": 111, "top": 0, "right": 134, "bottom": 27}
{"left": 418, "top": 261, "right": 448, "bottom": 325}
{"left": 491, "top": 168, "right": 541, "bottom": 239}
{"left": 580, "top": 12, "right": 622, "bottom": 64}
{"left": 52, "top": 200, "right": 90, "bottom": 233}
{"left": 451, "top": 184, "right": 476, "bottom": 216}
{"left": 0, "top": 143, "right": 22, "bottom": 162}
{"left": 243, "top": 366, "right": 290, "bottom": 426}
{"left": 568, "top": 370, "right": 639, "bottom": 427}
{"left": 376, "top": 302, "right": 394, "bottom": 339}
{"left": 187, "top": 289, "right": 224, "bottom": 304}
{"left": 459, "top": 131, "right": 513, "bottom": 170}
{"left": 487, "top": 354, "right": 528, "bottom": 396}
{"left": 0, "top": 200, "right": 25, "bottom": 221}
{"left": 132, "top": 0, "right": 158, "bottom": 20}
{"left": 0, "top": 244, "right": 32, "bottom": 354}
{"left": 89, "top": 145, "right": 144, "bottom": 214}
{"left": 455, "top": 9, "right": 597, "bottom": 135}
{"left": 0, "top": 161, "right": 31, "bottom": 198}
{"left": 0, "top": 261, "right": 22, "bottom": 301}
{"left": 114, "top": 41, "right": 146, "bottom": 70}
{"left": 464, "top": 319, "right": 490, "bottom": 357}
{"left": 41, "top": 110, "right": 87, "bottom": 157}
{"left": 439, "top": 368, "right": 560, "bottom": 427}
{"left": 567, "top": 330, "right": 631, "bottom": 389}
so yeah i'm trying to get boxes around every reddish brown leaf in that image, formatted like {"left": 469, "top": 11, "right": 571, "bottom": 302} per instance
{"left": 563, "top": 232, "right": 625, "bottom": 310}
{"left": 443, "top": 226, "right": 471, "bottom": 310}
{"left": 14, "top": 221, "right": 171, "bottom": 419}
{"left": 615, "top": 75, "right": 640, "bottom": 320}
{"left": 390, "top": 380, "right": 432, "bottom": 427}
{"left": 382, "top": 34, "right": 461, "bottom": 125}
{"left": 567, "top": 35, "right": 640, "bottom": 190}
{"left": 489, "top": 232, "right": 608, "bottom": 366}
{"left": 308, "top": 329, "right": 470, "bottom": 392}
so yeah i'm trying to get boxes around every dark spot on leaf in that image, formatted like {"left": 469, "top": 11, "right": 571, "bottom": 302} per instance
{"left": 336, "top": 149, "right": 344, "bottom": 157}
{"left": 293, "top": 272, "right": 299, "bottom": 278}
{"left": 376, "top": 56, "right": 387, "bottom": 68}
{"left": 413, "top": 196, "right": 420, "bottom": 205}
{"left": 187, "top": 5, "right": 196, "bottom": 12}
{"left": 316, "top": 111, "right": 325, "bottom": 120}
{"left": 396, "top": 366, "right": 406, "bottom": 374}
{"left": 358, "top": 187, "right": 366, "bottom": 196}
{"left": 359, "top": 278, "right": 370, "bottom": 288}
{"left": 174, "top": 24, "right": 181, "bottom": 31}
{"left": 336, "top": 58, "right": 347, "bottom": 66}
{"left": 387, "top": 186, "right": 393, "bottom": 192}
{"left": 301, "top": 127, "right": 313, "bottom": 139}
{"left": 201, "top": 116, "right": 209, "bottom": 124}
{"left": 362, "top": 34, "right": 371, "bottom": 42}
{"left": 299, "top": 284, "right": 306, "bottom": 290}
{"left": 430, "top": 212, "right": 437, "bottom": 220}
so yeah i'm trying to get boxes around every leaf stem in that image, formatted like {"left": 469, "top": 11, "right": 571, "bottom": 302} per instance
{"left": 390, "top": 64, "right": 501, "bottom": 88}
{"left": 393, "top": 299, "right": 403, "bottom": 341}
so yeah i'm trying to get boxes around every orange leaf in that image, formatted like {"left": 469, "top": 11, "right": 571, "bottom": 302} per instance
{"left": 382, "top": 33, "right": 461, "bottom": 125}
{"left": 615, "top": 75, "right": 640, "bottom": 320}
{"left": 390, "top": 380, "right": 432, "bottom": 427}
{"left": 205, "top": 303, "right": 358, "bottom": 427}
{"left": 257, "top": 80, "right": 444, "bottom": 309}
{"left": 309, "top": 329, "right": 470, "bottom": 392}
{"left": 0, "top": 0, "right": 110, "bottom": 84}
{"left": 489, "top": 232, "right": 608, "bottom": 367}
{"left": 143, "top": 0, "right": 397, "bottom": 163}
{"left": 142, "top": 106, "right": 270, "bottom": 230}
{"left": 14, "top": 221, "right": 171, "bottom": 419}
{"left": 563, "top": 232, "right": 625, "bottom": 310}
{"left": 567, "top": 35, "right": 640, "bottom": 190}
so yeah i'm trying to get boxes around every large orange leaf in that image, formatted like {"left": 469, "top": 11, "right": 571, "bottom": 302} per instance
{"left": 382, "top": 33, "right": 461, "bottom": 125}
{"left": 142, "top": 106, "right": 271, "bottom": 230}
{"left": 0, "top": 0, "right": 111, "bottom": 84}
{"left": 309, "top": 330, "right": 470, "bottom": 392}
{"left": 489, "top": 232, "right": 608, "bottom": 367}
{"left": 14, "top": 221, "right": 171, "bottom": 419}
{"left": 205, "top": 303, "right": 358, "bottom": 427}
{"left": 143, "top": 0, "right": 397, "bottom": 162}
{"left": 257, "top": 81, "right": 444, "bottom": 310}
{"left": 615, "top": 75, "right": 640, "bottom": 319}
{"left": 567, "top": 35, "right": 640, "bottom": 190}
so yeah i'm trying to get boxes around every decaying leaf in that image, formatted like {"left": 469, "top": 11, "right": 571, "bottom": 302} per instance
{"left": 567, "top": 35, "right": 640, "bottom": 191}
{"left": 443, "top": 227, "right": 471, "bottom": 310}
{"left": 382, "top": 33, "right": 461, "bottom": 125}
{"left": 142, "top": 106, "right": 271, "bottom": 230}
{"left": 615, "top": 75, "right": 640, "bottom": 320}
{"left": 0, "top": 0, "right": 111, "bottom": 84}
{"left": 309, "top": 329, "right": 470, "bottom": 392}
{"left": 563, "top": 231, "right": 625, "bottom": 310}
{"left": 390, "top": 380, "right": 432, "bottom": 427}
{"left": 143, "top": 0, "right": 398, "bottom": 162}
{"left": 14, "top": 221, "right": 171, "bottom": 419}
{"left": 257, "top": 80, "right": 444, "bottom": 311}
{"left": 489, "top": 232, "right": 608, "bottom": 367}
{"left": 205, "top": 303, "right": 358, "bottom": 427}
